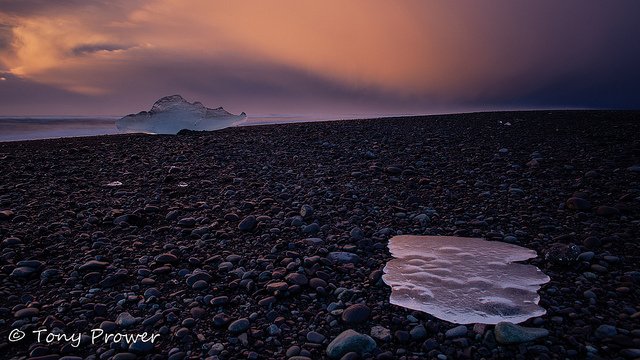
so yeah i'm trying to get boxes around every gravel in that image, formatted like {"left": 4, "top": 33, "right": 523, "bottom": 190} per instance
{"left": 0, "top": 111, "right": 638, "bottom": 359}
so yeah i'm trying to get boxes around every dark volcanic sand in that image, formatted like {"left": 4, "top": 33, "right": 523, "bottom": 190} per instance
{"left": 0, "top": 110, "right": 639, "bottom": 360}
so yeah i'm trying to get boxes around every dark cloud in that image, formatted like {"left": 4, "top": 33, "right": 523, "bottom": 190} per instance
{"left": 506, "top": 58, "right": 640, "bottom": 110}
{"left": 0, "top": 73, "right": 96, "bottom": 115}
{"left": 0, "top": 53, "right": 436, "bottom": 116}
{"left": 0, "top": 0, "right": 639, "bottom": 115}
{"left": 71, "top": 43, "right": 131, "bottom": 56}
{"left": 0, "top": 0, "right": 81, "bottom": 15}
{"left": 0, "top": 23, "right": 11, "bottom": 52}
{"left": 115, "top": 53, "right": 438, "bottom": 115}
{"left": 2, "top": 42, "right": 639, "bottom": 117}
{"left": 0, "top": 0, "right": 135, "bottom": 16}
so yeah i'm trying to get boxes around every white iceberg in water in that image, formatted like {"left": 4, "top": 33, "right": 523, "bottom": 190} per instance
{"left": 382, "top": 235, "right": 550, "bottom": 324}
{"left": 116, "top": 95, "right": 246, "bottom": 134}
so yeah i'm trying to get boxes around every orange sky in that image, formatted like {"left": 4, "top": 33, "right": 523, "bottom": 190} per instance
{"left": 0, "top": 0, "right": 638, "bottom": 115}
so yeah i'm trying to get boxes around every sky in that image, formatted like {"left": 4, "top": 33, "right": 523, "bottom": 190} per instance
{"left": 0, "top": 0, "right": 639, "bottom": 116}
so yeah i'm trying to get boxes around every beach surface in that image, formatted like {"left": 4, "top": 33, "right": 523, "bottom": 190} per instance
{"left": 0, "top": 110, "right": 639, "bottom": 359}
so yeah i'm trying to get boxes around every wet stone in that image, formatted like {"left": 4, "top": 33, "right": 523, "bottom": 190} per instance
{"left": 307, "top": 331, "right": 326, "bottom": 343}
{"left": 286, "top": 346, "right": 301, "bottom": 357}
{"left": 213, "top": 314, "right": 231, "bottom": 327}
{"left": 544, "top": 243, "right": 581, "bottom": 265}
{"left": 300, "top": 238, "right": 322, "bottom": 248}
{"left": 2, "top": 237, "right": 22, "bottom": 246}
{"left": 350, "top": 227, "right": 365, "bottom": 240}
{"left": 285, "top": 273, "right": 308, "bottom": 286}
{"left": 326, "top": 329, "right": 376, "bottom": 359}
{"left": 10, "top": 266, "right": 39, "bottom": 278}
{"left": 238, "top": 216, "right": 257, "bottom": 231}
{"left": 186, "top": 272, "right": 212, "bottom": 286}
{"left": 494, "top": 322, "right": 549, "bottom": 344}
{"left": 310, "top": 278, "right": 328, "bottom": 289}
{"left": 210, "top": 296, "right": 229, "bottom": 306}
{"left": 0, "top": 210, "right": 15, "bottom": 220}
{"left": 79, "top": 260, "right": 109, "bottom": 271}
{"left": 370, "top": 326, "right": 391, "bottom": 342}
{"left": 594, "top": 324, "right": 617, "bottom": 339}
{"left": 410, "top": 325, "right": 428, "bottom": 340}
{"left": 445, "top": 325, "right": 468, "bottom": 338}
{"left": 116, "top": 312, "right": 137, "bottom": 328}
{"left": 100, "top": 321, "right": 117, "bottom": 332}
{"left": 566, "top": 197, "right": 591, "bottom": 211}
{"left": 596, "top": 206, "right": 619, "bottom": 216}
{"left": 191, "top": 279, "right": 208, "bottom": 290}
{"left": 83, "top": 272, "right": 102, "bottom": 284}
{"left": 155, "top": 253, "right": 178, "bottom": 263}
{"left": 228, "top": 318, "right": 250, "bottom": 334}
{"left": 341, "top": 304, "right": 371, "bottom": 324}
{"left": 14, "top": 307, "right": 39, "bottom": 318}
{"left": 129, "top": 339, "right": 155, "bottom": 353}
{"left": 266, "top": 282, "right": 289, "bottom": 292}
{"left": 302, "top": 223, "right": 320, "bottom": 234}
{"left": 300, "top": 204, "right": 314, "bottom": 218}
{"left": 327, "top": 252, "right": 360, "bottom": 264}
{"left": 177, "top": 217, "right": 196, "bottom": 227}
{"left": 258, "top": 296, "right": 276, "bottom": 307}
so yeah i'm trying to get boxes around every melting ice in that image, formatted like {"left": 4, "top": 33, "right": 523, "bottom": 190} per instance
{"left": 116, "top": 95, "right": 246, "bottom": 134}
{"left": 382, "top": 235, "right": 550, "bottom": 324}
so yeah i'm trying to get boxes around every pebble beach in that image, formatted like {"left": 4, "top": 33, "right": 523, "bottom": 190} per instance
{"left": 0, "top": 110, "right": 639, "bottom": 359}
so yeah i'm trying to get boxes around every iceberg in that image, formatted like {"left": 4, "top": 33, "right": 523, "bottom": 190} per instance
{"left": 116, "top": 95, "right": 246, "bottom": 134}
{"left": 382, "top": 235, "right": 550, "bottom": 324}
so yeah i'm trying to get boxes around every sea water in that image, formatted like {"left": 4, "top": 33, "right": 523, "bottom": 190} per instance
{"left": 0, "top": 113, "right": 414, "bottom": 142}
{"left": 0, "top": 117, "right": 119, "bottom": 142}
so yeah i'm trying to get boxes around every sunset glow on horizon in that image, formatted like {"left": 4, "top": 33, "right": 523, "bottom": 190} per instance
{"left": 0, "top": 0, "right": 639, "bottom": 116}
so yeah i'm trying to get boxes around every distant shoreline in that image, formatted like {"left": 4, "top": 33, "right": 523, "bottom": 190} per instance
{"left": 1, "top": 109, "right": 639, "bottom": 143}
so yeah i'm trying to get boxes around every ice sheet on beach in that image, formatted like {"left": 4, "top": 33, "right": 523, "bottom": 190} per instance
{"left": 116, "top": 95, "right": 246, "bottom": 134}
{"left": 382, "top": 235, "right": 549, "bottom": 324}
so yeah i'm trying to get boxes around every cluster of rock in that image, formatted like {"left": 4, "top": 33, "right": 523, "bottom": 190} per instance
{"left": 1, "top": 110, "right": 639, "bottom": 359}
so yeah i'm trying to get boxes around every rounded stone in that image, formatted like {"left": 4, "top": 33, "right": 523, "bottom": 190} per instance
{"left": 494, "top": 322, "right": 549, "bottom": 344}
{"left": 307, "top": 331, "right": 326, "bottom": 343}
{"left": 300, "top": 204, "right": 314, "bottom": 218}
{"left": 191, "top": 279, "right": 208, "bottom": 290}
{"left": 129, "top": 339, "right": 155, "bottom": 353}
{"left": 155, "top": 253, "right": 178, "bottom": 263}
{"left": 228, "top": 318, "right": 250, "bottom": 334}
{"left": 14, "top": 307, "right": 39, "bottom": 318}
{"left": 326, "top": 329, "right": 376, "bottom": 359}
{"left": 566, "top": 197, "right": 591, "bottom": 211}
{"left": 341, "top": 304, "right": 371, "bottom": 324}
{"left": 327, "top": 252, "right": 360, "bottom": 264}
{"left": 238, "top": 216, "right": 257, "bottom": 231}
{"left": 445, "top": 325, "right": 468, "bottom": 338}
{"left": 594, "top": 324, "right": 617, "bottom": 339}
{"left": 285, "top": 273, "right": 308, "bottom": 286}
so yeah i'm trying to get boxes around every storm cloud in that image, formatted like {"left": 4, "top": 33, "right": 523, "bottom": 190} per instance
{"left": 71, "top": 43, "right": 132, "bottom": 56}
{"left": 0, "top": 0, "right": 638, "bottom": 116}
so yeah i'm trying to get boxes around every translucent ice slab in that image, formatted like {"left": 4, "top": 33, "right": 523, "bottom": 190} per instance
{"left": 382, "top": 235, "right": 549, "bottom": 324}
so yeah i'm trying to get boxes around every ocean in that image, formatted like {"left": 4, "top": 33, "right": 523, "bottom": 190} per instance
{"left": 0, "top": 117, "right": 120, "bottom": 142}
{"left": 0, "top": 114, "right": 411, "bottom": 142}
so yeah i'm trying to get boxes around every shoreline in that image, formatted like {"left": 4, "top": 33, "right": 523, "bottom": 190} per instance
{"left": 2, "top": 109, "right": 640, "bottom": 144}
